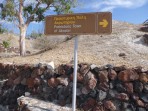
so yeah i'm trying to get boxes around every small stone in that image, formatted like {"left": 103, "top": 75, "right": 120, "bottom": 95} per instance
{"left": 136, "top": 107, "right": 146, "bottom": 111}
{"left": 120, "top": 102, "right": 129, "bottom": 110}
{"left": 136, "top": 100, "right": 145, "bottom": 107}
{"left": 105, "top": 64, "right": 114, "bottom": 69}
{"left": 113, "top": 65, "right": 127, "bottom": 72}
{"left": 33, "top": 78, "right": 41, "bottom": 86}
{"left": 108, "top": 69, "right": 117, "bottom": 80}
{"left": 87, "top": 98, "right": 96, "bottom": 107}
{"left": 119, "top": 53, "right": 126, "bottom": 57}
{"left": 139, "top": 73, "right": 148, "bottom": 83}
{"left": 70, "top": 72, "right": 83, "bottom": 83}
{"left": 104, "top": 100, "right": 116, "bottom": 111}
{"left": 133, "top": 81, "right": 143, "bottom": 93}
{"left": 116, "top": 93, "right": 129, "bottom": 101}
{"left": 81, "top": 87, "right": 90, "bottom": 95}
{"left": 143, "top": 83, "right": 148, "bottom": 93}
{"left": 109, "top": 82, "right": 114, "bottom": 89}
{"left": 26, "top": 78, "right": 34, "bottom": 88}
{"left": 47, "top": 78, "right": 59, "bottom": 87}
{"left": 79, "top": 63, "right": 90, "bottom": 76}
{"left": 58, "top": 100, "right": 66, "bottom": 106}
{"left": 93, "top": 103, "right": 105, "bottom": 111}
{"left": 58, "top": 64, "right": 73, "bottom": 75}
{"left": 87, "top": 78, "right": 97, "bottom": 90}
{"left": 46, "top": 61, "right": 54, "bottom": 70}
{"left": 90, "top": 64, "right": 97, "bottom": 70}
{"left": 97, "top": 90, "right": 107, "bottom": 101}
{"left": 25, "top": 92, "right": 30, "bottom": 96}
{"left": 82, "top": 105, "right": 91, "bottom": 111}
{"left": 98, "top": 82, "right": 109, "bottom": 92}
{"left": 131, "top": 94, "right": 139, "bottom": 101}
{"left": 118, "top": 69, "right": 139, "bottom": 82}
{"left": 91, "top": 67, "right": 100, "bottom": 76}
{"left": 108, "top": 89, "right": 118, "bottom": 98}
{"left": 134, "top": 66, "right": 142, "bottom": 74}
{"left": 84, "top": 71, "right": 94, "bottom": 83}
{"left": 31, "top": 69, "right": 38, "bottom": 78}
{"left": 76, "top": 88, "right": 82, "bottom": 96}
{"left": 57, "top": 77, "right": 69, "bottom": 86}
{"left": 140, "top": 94, "right": 148, "bottom": 103}
{"left": 145, "top": 103, "right": 148, "bottom": 109}
{"left": 124, "top": 82, "right": 133, "bottom": 94}
{"left": 115, "top": 83, "right": 126, "bottom": 92}
{"left": 21, "top": 78, "right": 27, "bottom": 85}
{"left": 98, "top": 71, "right": 109, "bottom": 82}
{"left": 13, "top": 76, "right": 21, "bottom": 85}
{"left": 89, "top": 90, "right": 97, "bottom": 98}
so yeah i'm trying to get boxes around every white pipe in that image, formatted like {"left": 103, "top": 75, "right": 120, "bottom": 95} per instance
{"left": 72, "top": 36, "right": 78, "bottom": 111}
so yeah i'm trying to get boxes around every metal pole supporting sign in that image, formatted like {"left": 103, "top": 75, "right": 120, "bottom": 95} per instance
{"left": 72, "top": 36, "right": 78, "bottom": 111}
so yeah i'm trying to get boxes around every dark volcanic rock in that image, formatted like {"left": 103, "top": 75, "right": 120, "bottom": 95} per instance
{"left": 118, "top": 69, "right": 139, "bottom": 82}
{"left": 136, "top": 100, "right": 145, "bottom": 107}
{"left": 97, "top": 90, "right": 107, "bottom": 101}
{"left": 140, "top": 94, "right": 148, "bottom": 103}
{"left": 124, "top": 82, "right": 133, "bottom": 94}
{"left": 139, "top": 73, "right": 148, "bottom": 83}
{"left": 108, "top": 89, "right": 118, "bottom": 98}
{"left": 108, "top": 69, "right": 117, "bottom": 80}
{"left": 98, "top": 71, "right": 109, "bottom": 83}
{"left": 143, "top": 83, "right": 148, "bottom": 93}
{"left": 98, "top": 82, "right": 109, "bottom": 92}
{"left": 0, "top": 63, "right": 148, "bottom": 111}
{"left": 115, "top": 93, "right": 129, "bottom": 101}
{"left": 133, "top": 81, "right": 143, "bottom": 93}
{"left": 104, "top": 100, "right": 116, "bottom": 111}
{"left": 113, "top": 65, "right": 127, "bottom": 72}
{"left": 79, "top": 63, "right": 90, "bottom": 76}
{"left": 92, "top": 102, "right": 105, "bottom": 111}
{"left": 115, "top": 83, "right": 126, "bottom": 92}
{"left": 136, "top": 107, "right": 146, "bottom": 111}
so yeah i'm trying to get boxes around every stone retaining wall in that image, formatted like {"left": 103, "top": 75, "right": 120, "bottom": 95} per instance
{"left": 0, "top": 63, "right": 148, "bottom": 111}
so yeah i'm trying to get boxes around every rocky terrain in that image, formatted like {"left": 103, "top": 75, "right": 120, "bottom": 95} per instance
{"left": 0, "top": 62, "right": 148, "bottom": 111}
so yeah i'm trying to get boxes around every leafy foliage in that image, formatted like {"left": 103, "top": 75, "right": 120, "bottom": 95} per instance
{"left": 0, "top": 0, "right": 75, "bottom": 22}
{"left": 1, "top": 1, "right": 16, "bottom": 21}
{"left": 2, "top": 40, "right": 10, "bottom": 48}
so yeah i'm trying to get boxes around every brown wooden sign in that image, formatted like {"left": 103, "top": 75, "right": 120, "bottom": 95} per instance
{"left": 45, "top": 12, "right": 112, "bottom": 35}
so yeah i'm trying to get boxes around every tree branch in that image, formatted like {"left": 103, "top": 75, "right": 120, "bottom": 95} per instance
{"left": 25, "top": 1, "right": 41, "bottom": 26}
{"left": 19, "top": 0, "right": 24, "bottom": 26}
{"left": 25, "top": 1, "right": 51, "bottom": 26}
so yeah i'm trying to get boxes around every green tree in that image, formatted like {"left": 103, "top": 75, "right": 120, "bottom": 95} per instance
{"left": 0, "top": 0, "right": 76, "bottom": 56}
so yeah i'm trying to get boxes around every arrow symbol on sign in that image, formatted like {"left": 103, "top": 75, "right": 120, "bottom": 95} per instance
{"left": 99, "top": 19, "right": 108, "bottom": 28}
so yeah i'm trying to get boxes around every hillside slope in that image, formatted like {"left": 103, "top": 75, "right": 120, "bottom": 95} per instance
{"left": 0, "top": 20, "right": 148, "bottom": 69}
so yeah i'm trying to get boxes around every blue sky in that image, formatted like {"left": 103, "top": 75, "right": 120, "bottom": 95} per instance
{"left": 0, "top": 0, "right": 148, "bottom": 35}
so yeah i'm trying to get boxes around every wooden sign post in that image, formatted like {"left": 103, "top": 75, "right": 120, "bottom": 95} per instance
{"left": 45, "top": 12, "right": 112, "bottom": 111}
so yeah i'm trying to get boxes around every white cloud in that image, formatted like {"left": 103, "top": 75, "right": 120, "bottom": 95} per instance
{"left": 100, "top": 6, "right": 115, "bottom": 12}
{"left": 80, "top": 0, "right": 148, "bottom": 12}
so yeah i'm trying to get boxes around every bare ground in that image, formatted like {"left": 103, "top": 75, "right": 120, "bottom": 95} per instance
{"left": 0, "top": 20, "right": 148, "bottom": 70}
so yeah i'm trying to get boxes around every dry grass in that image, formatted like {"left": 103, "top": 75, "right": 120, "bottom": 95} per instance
{"left": 0, "top": 21, "right": 148, "bottom": 70}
